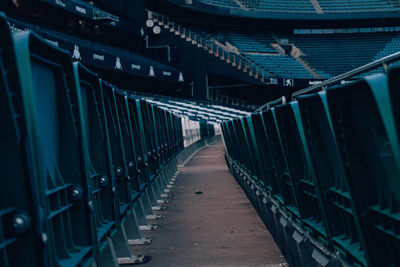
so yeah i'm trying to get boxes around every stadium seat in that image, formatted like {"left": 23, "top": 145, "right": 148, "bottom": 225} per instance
{"left": 297, "top": 92, "right": 370, "bottom": 266}
{"left": 274, "top": 103, "right": 330, "bottom": 246}
{"left": 326, "top": 76, "right": 400, "bottom": 267}
{"left": 114, "top": 90, "right": 142, "bottom": 194}
{"left": 126, "top": 98, "right": 148, "bottom": 184}
{"left": 72, "top": 62, "right": 123, "bottom": 265}
{"left": 221, "top": 68, "right": 400, "bottom": 266}
{"left": 13, "top": 28, "right": 94, "bottom": 266}
{"left": 260, "top": 109, "right": 299, "bottom": 217}
{"left": 249, "top": 113, "right": 281, "bottom": 195}
{"left": 100, "top": 81, "right": 133, "bottom": 219}
{"left": 0, "top": 13, "right": 42, "bottom": 267}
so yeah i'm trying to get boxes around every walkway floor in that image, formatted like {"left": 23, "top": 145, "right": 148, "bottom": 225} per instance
{"left": 132, "top": 142, "right": 287, "bottom": 267}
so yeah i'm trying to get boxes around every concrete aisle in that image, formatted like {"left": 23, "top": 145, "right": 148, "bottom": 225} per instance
{"left": 132, "top": 142, "right": 287, "bottom": 267}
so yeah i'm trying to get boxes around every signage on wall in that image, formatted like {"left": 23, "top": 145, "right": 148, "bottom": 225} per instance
{"left": 5, "top": 16, "right": 188, "bottom": 83}
{"left": 284, "top": 78, "right": 294, "bottom": 87}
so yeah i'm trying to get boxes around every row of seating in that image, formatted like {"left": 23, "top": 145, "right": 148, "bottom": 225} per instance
{"left": 221, "top": 67, "right": 400, "bottom": 266}
{"left": 199, "top": 0, "right": 315, "bottom": 12}
{"left": 199, "top": 0, "right": 241, "bottom": 8}
{"left": 284, "top": 32, "right": 399, "bottom": 77}
{"left": 212, "top": 29, "right": 400, "bottom": 79}
{"left": 217, "top": 32, "right": 277, "bottom": 53}
{"left": 0, "top": 14, "right": 212, "bottom": 266}
{"left": 244, "top": 54, "right": 314, "bottom": 79}
{"left": 246, "top": 0, "right": 315, "bottom": 13}
{"left": 146, "top": 98, "right": 251, "bottom": 123}
{"left": 197, "top": 0, "right": 400, "bottom": 13}
{"left": 317, "top": 0, "right": 399, "bottom": 13}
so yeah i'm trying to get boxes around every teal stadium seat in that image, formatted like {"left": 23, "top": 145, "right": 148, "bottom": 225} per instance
{"left": 13, "top": 28, "right": 94, "bottom": 267}
{"left": 222, "top": 67, "right": 400, "bottom": 266}
{"left": 0, "top": 13, "right": 191, "bottom": 266}
{"left": 72, "top": 63, "right": 120, "bottom": 264}
{"left": 0, "top": 13, "right": 42, "bottom": 267}
{"left": 296, "top": 92, "right": 370, "bottom": 266}
{"left": 326, "top": 75, "right": 400, "bottom": 267}
{"left": 274, "top": 104, "right": 330, "bottom": 245}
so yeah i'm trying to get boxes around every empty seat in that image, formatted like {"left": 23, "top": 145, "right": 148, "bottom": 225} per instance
{"left": 249, "top": 113, "right": 282, "bottom": 195}
{"left": 261, "top": 109, "right": 299, "bottom": 217}
{"left": 326, "top": 76, "right": 400, "bottom": 267}
{"left": 274, "top": 103, "right": 330, "bottom": 244}
{"left": 114, "top": 90, "right": 142, "bottom": 194}
{"left": 0, "top": 14, "right": 41, "bottom": 267}
{"left": 127, "top": 97, "right": 150, "bottom": 185}
{"left": 297, "top": 92, "right": 369, "bottom": 266}
{"left": 100, "top": 81, "right": 132, "bottom": 218}
{"left": 13, "top": 30, "right": 94, "bottom": 266}
{"left": 0, "top": 13, "right": 190, "bottom": 267}
{"left": 72, "top": 63, "right": 118, "bottom": 256}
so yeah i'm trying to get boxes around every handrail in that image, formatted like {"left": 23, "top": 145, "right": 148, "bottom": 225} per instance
{"left": 292, "top": 51, "right": 400, "bottom": 98}
{"left": 149, "top": 11, "right": 268, "bottom": 84}
{"left": 255, "top": 50, "right": 400, "bottom": 113}
{"left": 254, "top": 96, "right": 286, "bottom": 113}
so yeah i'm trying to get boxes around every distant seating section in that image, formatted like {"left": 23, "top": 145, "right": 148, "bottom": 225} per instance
{"left": 146, "top": 97, "right": 251, "bottom": 124}
{"left": 244, "top": 54, "right": 314, "bottom": 79}
{"left": 213, "top": 28, "right": 400, "bottom": 79}
{"left": 219, "top": 32, "right": 276, "bottom": 53}
{"left": 317, "top": 0, "right": 400, "bottom": 13}
{"left": 215, "top": 31, "right": 316, "bottom": 78}
{"left": 250, "top": 0, "right": 315, "bottom": 13}
{"left": 198, "top": 0, "right": 400, "bottom": 13}
{"left": 200, "top": 0, "right": 240, "bottom": 8}
{"left": 284, "top": 32, "right": 400, "bottom": 77}
{"left": 199, "top": 0, "right": 315, "bottom": 13}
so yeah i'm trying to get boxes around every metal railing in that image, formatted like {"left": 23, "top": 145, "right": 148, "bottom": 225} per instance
{"left": 254, "top": 96, "right": 286, "bottom": 112}
{"left": 255, "top": 50, "right": 400, "bottom": 113}
{"left": 149, "top": 11, "right": 269, "bottom": 84}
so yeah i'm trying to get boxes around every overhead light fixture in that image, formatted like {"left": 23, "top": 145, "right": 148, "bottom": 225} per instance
{"left": 153, "top": 25, "right": 161, "bottom": 34}
{"left": 146, "top": 19, "right": 154, "bottom": 28}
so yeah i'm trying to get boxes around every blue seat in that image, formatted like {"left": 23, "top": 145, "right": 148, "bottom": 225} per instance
{"left": 326, "top": 75, "right": 400, "bottom": 267}
{"left": 13, "top": 29, "right": 94, "bottom": 267}
{"left": 0, "top": 13, "right": 42, "bottom": 267}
